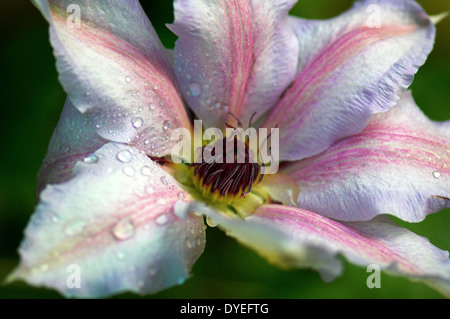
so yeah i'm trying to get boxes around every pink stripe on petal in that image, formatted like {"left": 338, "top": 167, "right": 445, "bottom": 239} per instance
{"left": 169, "top": 0, "right": 298, "bottom": 128}
{"left": 285, "top": 91, "right": 450, "bottom": 222}
{"left": 248, "top": 205, "right": 450, "bottom": 296}
{"left": 37, "top": 98, "right": 108, "bottom": 195}
{"left": 11, "top": 143, "right": 205, "bottom": 298}
{"left": 198, "top": 203, "right": 450, "bottom": 296}
{"left": 262, "top": 0, "right": 436, "bottom": 161}
{"left": 34, "top": 0, "right": 191, "bottom": 157}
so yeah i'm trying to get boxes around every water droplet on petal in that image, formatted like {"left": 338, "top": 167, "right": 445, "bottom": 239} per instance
{"left": 140, "top": 166, "right": 152, "bottom": 176}
{"left": 162, "top": 120, "right": 172, "bottom": 131}
{"left": 132, "top": 117, "right": 144, "bottom": 128}
{"left": 83, "top": 153, "right": 99, "bottom": 164}
{"left": 117, "top": 150, "right": 132, "bottom": 163}
{"left": 123, "top": 166, "right": 136, "bottom": 176}
{"left": 111, "top": 218, "right": 135, "bottom": 240}
{"left": 64, "top": 219, "right": 85, "bottom": 236}
{"left": 145, "top": 184, "right": 155, "bottom": 194}
{"left": 432, "top": 170, "right": 441, "bottom": 179}
{"left": 177, "top": 192, "right": 186, "bottom": 200}
{"left": 185, "top": 238, "right": 193, "bottom": 249}
{"left": 39, "top": 263, "right": 49, "bottom": 272}
{"left": 188, "top": 83, "right": 202, "bottom": 97}
{"left": 160, "top": 176, "right": 168, "bottom": 186}
{"left": 206, "top": 216, "right": 218, "bottom": 227}
{"left": 155, "top": 213, "right": 168, "bottom": 226}
{"left": 125, "top": 76, "right": 131, "bottom": 82}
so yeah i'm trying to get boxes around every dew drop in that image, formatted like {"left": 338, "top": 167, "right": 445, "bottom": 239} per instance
{"left": 206, "top": 216, "right": 218, "bottom": 228}
{"left": 189, "top": 83, "right": 202, "bottom": 97}
{"left": 432, "top": 170, "right": 441, "bottom": 179}
{"left": 83, "top": 153, "right": 99, "bottom": 164}
{"left": 177, "top": 192, "right": 186, "bottom": 201}
{"left": 214, "top": 102, "right": 221, "bottom": 109}
{"left": 117, "top": 150, "right": 132, "bottom": 163}
{"left": 111, "top": 218, "right": 135, "bottom": 240}
{"left": 155, "top": 213, "right": 168, "bottom": 226}
{"left": 125, "top": 76, "right": 131, "bottom": 82}
{"left": 64, "top": 219, "right": 85, "bottom": 236}
{"left": 160, "top": 176, "right": 169, "bottom": 186}
{"left": 116, "top": 251, "right": 126, "bottom": 261}
{"left": 123, "top": 166, "right": 136, "bottom": 176}
{"left": 145, "top": 184, "right": 155, "bottom": 194}
{"left": 39, "top": 263, "right": 49, "bottom": 272}
{"left": 132, "top": 117, "right": 144, "bottom": 128}
{"left": 144, "top": 138, "right": 151, "bottom": 145}
{"left": 149, "top": 103, "right": 156, "bottom": 110}
{"left": 162, "top": 120, "right": 172, "bottom": 131}
{"left": 140, "top": 166, "right": 152, "bottom": 176}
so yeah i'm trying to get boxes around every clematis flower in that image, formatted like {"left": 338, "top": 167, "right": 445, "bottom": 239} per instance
{"left": 7, "top": 0, "right": 450, "bottom": 298}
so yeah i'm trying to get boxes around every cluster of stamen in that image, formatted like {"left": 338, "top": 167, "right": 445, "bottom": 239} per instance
{"left": 190, "top": 112, "right": 267, "bottom": 199}
{"left": 190, "top": 136, "right": 262, "bottom": 198}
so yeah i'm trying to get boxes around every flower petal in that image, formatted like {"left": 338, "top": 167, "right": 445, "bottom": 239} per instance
{"left": 37, "top": 98, "right": 108, "bottom": 195}
{"left": 169, "top": 0, "right": 298, "bottom": 128}
{"left": 285, "top": 91, "right": 450, "bottom": 222}
{"left": 33, "top": 0, "right": 191, "bottom": 156}
{"left": 262, "top": 0, "right": 436, "bottom": 161}
{"left": 9, "top": 143, "right": 205, "bottom": 297}
{"left": 200, "top": 204, "right": 450, "bottom": 297}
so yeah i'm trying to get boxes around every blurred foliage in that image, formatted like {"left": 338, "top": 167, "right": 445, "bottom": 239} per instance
{"left": 0, "top": 0, "right": 449, "bottom": 299}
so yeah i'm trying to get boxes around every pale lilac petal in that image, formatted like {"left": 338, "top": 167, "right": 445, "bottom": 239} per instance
{"left": 285, "top": 91, "right": 450, "bottom": 222}
{"left": 37, "top": 98, "right": 108, "bottom": 195}
{"left": 10, "top": 143, "right": 205, "bottom": 297}
{"left": 169, "top": 0, "right": 298, "bottom": 128}
{"left": 199, "top": 204, "right": 450, "bottom": 296}
{"left": 262, "top": 0, "right": 436, "bottom": 161}
{"left": 33, "top": 0, "right": 191, "bottom": 156}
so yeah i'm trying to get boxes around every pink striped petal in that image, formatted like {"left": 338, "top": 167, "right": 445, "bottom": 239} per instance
{"left": 285, "top": 91, "right": 450, "bottom": 222}
{"left": 169, "top": 0, "right": 298, "bottom": 128}
{"left": 204, "top": 204, "right": 450, "bottom": 297}
{"left": 33, "top": 0, "right": 191, "bottom": 156}
{"left": 262, "top": 0, "right": 436, "bottom": 161}
{"left": 10, "top": 143, "right": 205, "bottom": 297}
{"left": 36, "top": 98, "right": 108, "bottom": 195}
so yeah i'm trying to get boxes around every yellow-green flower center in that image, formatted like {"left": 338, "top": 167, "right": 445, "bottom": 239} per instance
{"left": 172, "top": 136, "right": 269, "bottom": 217}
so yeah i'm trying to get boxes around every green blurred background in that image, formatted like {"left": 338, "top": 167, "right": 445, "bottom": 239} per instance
{"left": 0, "top": 0, "right": 449, "bottom": 299}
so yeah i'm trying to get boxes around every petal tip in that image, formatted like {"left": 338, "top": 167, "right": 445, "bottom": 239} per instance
{"left": 430, "top": 11, "right": 449, "bottom": 25}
